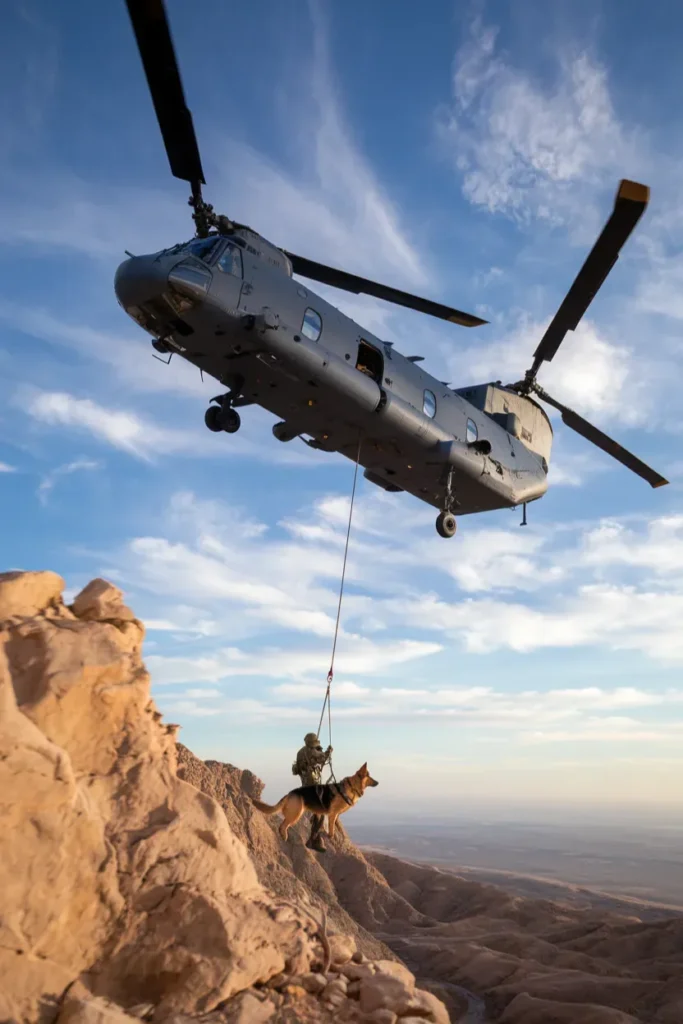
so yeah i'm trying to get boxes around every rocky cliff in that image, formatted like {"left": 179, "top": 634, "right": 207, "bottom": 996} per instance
{"left": 3, "top": 570, "right": 682, "bottom": 1024}
{"left": 0, "top": 571, "right": 450, "bottom": 1024}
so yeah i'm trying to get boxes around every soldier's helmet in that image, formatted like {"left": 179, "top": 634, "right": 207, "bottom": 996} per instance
{"left": 304, "top": 732, "right": 318, "bottom": 746}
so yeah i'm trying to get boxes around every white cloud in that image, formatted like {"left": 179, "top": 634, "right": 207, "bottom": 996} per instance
{"left": 20, "top": 388, "right": 326, "bottom": 467}
{"left": 579, "top": 517, "right": 683, "bottom": 576}
{"left": 24, "top": 389, "right": 195, "bottom": 461}
{"left": 144, "top": 613, "right": 221, "bottom": 638}
{"left": 426, "top": 527, "right": 563, "bottom": 593}
{"left": 389, "top": 583, "right": 683, "bottom": 661}
{"left": 272, "top": 681, "right": 370, "bottom": 700}
{"left": 441, "top": 18, "right": 643, "bottom": 227}
{"left": 105, "top": 489, "right": 683, "bottom": 666}
{"left": 548, "top": 452, "right": 601, "bottom": 487}
{"left": 448, "top": 316, "right": 646, "bottom": 426}
{"left": 147, "top": 638, "right": 441, "bottom": 686}
{"left": 152, "top": 680, "right": 683, "bottom": 745}
{"left": 522, "top": 717, "right": 683, "bottom": 743}
{"left": 38, "top": 457, "right": 100, "bottom": 504}
{"left": 0, "top": 462, "right": 15, "bottom": 473}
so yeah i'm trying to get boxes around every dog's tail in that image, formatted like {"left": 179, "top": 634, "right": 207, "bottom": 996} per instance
{"left": 250, "top": 795, "right": 287, "bottom": 816}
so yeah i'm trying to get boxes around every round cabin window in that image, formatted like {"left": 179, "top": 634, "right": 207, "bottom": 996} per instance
{"left": 423, "top": 390, "right": 437, "bottom": 418}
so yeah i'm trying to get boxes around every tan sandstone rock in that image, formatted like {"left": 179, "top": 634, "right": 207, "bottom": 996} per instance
{"left": 220, "top": 990, "right": 276, "bottom": 1023}
{"left": 57, "top": 996, "right": 141, "bottom": 1024}
{"left": 0, "top": 646, "right": 123, "bottom": 1024}
{"left": 404, "top": 988, "right": 451, "bottom": 1024}
{"left": 358, "top": 972, "right": 415, "bottom": 1016}
{"left": 328, "top": 932, "right": 357, "bottom": 965}
{"left": 0, "top": 568, "right": 64, "bottom": 619}
{"left": 70, "top": 578, "right": 137, "bottom": 623}
{"left": 361, "top": 1010, "right": 397, "bottom": 1024}
{"left": 372, "top": 960, "right": 415, "bottom": 988}
{"left": 0, "top": 573, "right": 320, "bottom": 1023}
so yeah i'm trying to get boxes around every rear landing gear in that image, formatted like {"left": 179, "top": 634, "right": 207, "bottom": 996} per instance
{"left": 204, "top": 401, "right": 241, "bottom": 434}
{"left": 436, "top": 467, "right": 458, "bottom": 538}
{"left": 436, "top": 512, "right": 457, "bottom": 538}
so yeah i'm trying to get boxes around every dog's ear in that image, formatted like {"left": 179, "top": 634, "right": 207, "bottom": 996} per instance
{"left": 359, "top": 762, "right": 368, "bottom": 776}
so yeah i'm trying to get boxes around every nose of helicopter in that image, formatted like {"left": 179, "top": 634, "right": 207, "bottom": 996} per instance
{"left": 114, "top": 253, "right": 177, "bottom": 311}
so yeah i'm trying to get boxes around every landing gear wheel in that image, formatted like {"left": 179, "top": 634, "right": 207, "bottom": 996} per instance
{"left": 204, "top": 405, "right": 241, "bottom": 434}
{"left": 436, "top": 512, "right": 457, "bottom": 539}
{"left": 204, "top": 405, "right": 223, "bottom": 432}
{"left": 221, "top": 408, "right": 241, "bottom": 434}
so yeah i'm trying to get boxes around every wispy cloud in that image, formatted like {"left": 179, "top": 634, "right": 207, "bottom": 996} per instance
{"left": 440, "top": 17, "right": 644, "bottom": 229}
{"left": 0, "top": 462, "right": 16, "bottom": 473}
{"left": 0, "top": 301, "right": 212, "bottom": 398}
{"left": 548, "top": 452, "right": 602, "bottom": 487}
{"left": 209, "top": 4, "right": 428, "bottom": 296}
{"left": 0, "top": 173, "right": 190, "bottom": 262}
{"left": 155, "top": 680, "right": 683, "bottom": 745}
{"left": 38, "top": 457, "right": 100, "bottom": 504}
{"left": 20, "top": 387, "right": 331, "bottom": 468}
{"left": 24, "top": 389, "right": 197, "bottom": 461}
{"left": 148, "top": 637, "right": 441, "bottom": 686}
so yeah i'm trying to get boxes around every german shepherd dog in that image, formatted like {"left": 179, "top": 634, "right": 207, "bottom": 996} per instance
{"left": 250, "top": 763, "right": 378, "bottom": 841}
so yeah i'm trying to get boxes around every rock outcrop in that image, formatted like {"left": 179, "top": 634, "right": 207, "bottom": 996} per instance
{"left": 175, "top": 745, "right": 420, "bottom": 950}
{"left": 0, "top": 572, "right": 450, "bottom": 1024}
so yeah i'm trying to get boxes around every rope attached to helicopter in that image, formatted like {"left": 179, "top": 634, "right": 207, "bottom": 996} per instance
{"left": 315, "top": 436, "right": 363, "bottom": 783}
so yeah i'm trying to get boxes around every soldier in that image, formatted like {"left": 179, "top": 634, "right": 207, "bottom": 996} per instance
{"left": 292, "top": 732, "right": 333, "bottom": 853}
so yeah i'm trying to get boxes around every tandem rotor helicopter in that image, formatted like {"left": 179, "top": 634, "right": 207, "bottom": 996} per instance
{"left": 115, "top": 0, "right": 668, "bottom": 539}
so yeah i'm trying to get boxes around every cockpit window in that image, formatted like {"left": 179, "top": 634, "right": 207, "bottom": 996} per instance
{"left": 186, "top": 237, "right": 220, "bottom": 262}
{"left": 216, "top": 241, "right": 243, "bottom": 278}
{"left": 302, "top": 308, "right": 322, "bottom": 342}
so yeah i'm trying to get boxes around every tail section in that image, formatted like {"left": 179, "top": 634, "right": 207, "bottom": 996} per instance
{"left": 250, "top": 795, "right": 287, "bottom": 816}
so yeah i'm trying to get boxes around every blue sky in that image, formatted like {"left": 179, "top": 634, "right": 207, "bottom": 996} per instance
{"left": 2, "top": 0, "right": 683, "bottom": 817}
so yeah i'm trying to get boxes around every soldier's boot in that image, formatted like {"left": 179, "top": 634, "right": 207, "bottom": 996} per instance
{"left": 306, "top": 816, "right": 326, "bottom": 853}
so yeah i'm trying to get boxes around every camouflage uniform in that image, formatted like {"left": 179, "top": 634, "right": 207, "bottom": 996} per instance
{"left": 292, "top": 732, "right": 333, "bottom": 852}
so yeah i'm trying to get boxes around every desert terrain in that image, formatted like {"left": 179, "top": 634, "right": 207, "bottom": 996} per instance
{"left": 350, "top": 817, "right": 683, "bottom": 920}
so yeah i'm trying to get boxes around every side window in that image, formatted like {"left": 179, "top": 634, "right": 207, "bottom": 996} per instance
{"left": 466, "top": 418, "right": 478, "bottom": 443}
{"left": 302, "top": 308, "right": 322, "bottom": 342}
{"left": 216, "top": 242, "right": 243, "bottom": 278}
{"left": 423, "top": 390, "right": 436, "bottom": 418}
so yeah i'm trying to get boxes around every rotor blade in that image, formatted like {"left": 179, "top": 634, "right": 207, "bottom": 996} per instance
{"left": 531, "top": 180, "right": 649, "bottom": 374}
{"left": 283, "top": 251, "right": 487, "bottom": 328}
{"left": 125, "top": 0, "right": 205, "bottom": 186}
{"left": 537, "top": 388, "right": 668, "bottom": 489}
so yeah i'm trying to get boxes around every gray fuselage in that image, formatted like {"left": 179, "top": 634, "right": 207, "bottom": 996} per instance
{"left": 114, "top": 229, "right": 552, "bottom": 518}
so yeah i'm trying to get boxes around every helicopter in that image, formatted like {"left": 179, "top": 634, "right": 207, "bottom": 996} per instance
{"left": 114, "top": 0, "right": 668, "bottom": 539}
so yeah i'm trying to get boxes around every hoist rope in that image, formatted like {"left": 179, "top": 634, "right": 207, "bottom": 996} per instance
{"left": 316, "top": 436, "right": 363, "bottom": 781}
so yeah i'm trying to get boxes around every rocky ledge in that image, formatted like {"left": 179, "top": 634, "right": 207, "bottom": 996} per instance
{"left": 0, "top": 570, "right": 451, "bottom": 1024}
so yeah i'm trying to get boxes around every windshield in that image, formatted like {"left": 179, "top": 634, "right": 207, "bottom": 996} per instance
{"left": 185, "top": 237, "right": 220, "bottom": 262}
{"left": 158, "top": 236, "right": 220, "bottom": 262}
